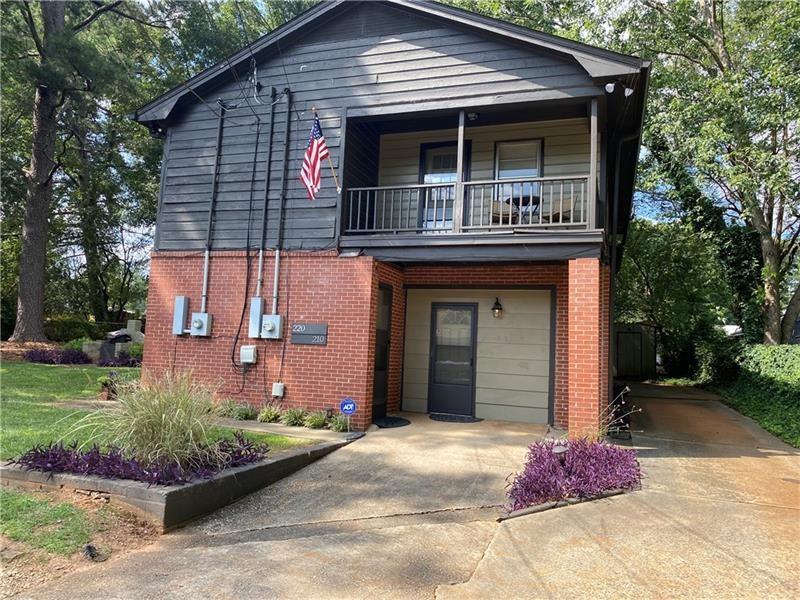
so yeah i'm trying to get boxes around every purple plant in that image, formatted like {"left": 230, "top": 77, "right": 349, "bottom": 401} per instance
{"left": 24, "top": 348, "right": 91, "bottom": 365}
{"left": 98, "top": 352, "right": 141, "bottom": 367}
{"left": 507, "top": 438, "right": 641, "bottom": 511}
{"left": 12, "top": 433, "right": 268, "bottom": 486}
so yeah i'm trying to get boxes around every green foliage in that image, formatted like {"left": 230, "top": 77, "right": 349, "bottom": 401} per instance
{"left": 218, "top": 399, "right": 257, "bottom": 420}
{"left": 64, "top": 337, "right": 93, "bottom": 352}
{"left": 128, "top": 342, "right": 144, "bottom": 360}
{"left": 616, "top": 219, "right": 731, "bottom": 374}
{"left": 303, "top": 411, "right": 328, "bottom": 429}
{"left": 280, "top": 408, "right": 307, "bottom": 427}
{"left": 256, "top": 404, "right": 282, "bottom": 423}
{"left": 694, "top": 332, "right": 741, "bottom": 385}
{"left": 70, "top": 372, "right": 222, "bottom": 467}
{"left": 715, "top": 345, "right": 800, "bottom": 447}
{"left": 328, "top": 414, "right": 349, "bottom": 433}
{"left": 0, "top": 489, "right": 92, "bottom": 555}
{"left": 43, "top": 319, "right": 104, "bottom": 342}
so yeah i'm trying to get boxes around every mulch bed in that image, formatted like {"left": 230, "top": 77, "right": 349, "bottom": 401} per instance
{"left": 0, "top": 341, "right": 61, "bottom": 363}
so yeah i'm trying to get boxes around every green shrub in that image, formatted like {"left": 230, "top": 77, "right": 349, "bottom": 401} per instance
{"left": 218, "top": 400, "right": 257, "bottom": 420}
{"left": 694, "top": 332, "right": 741, "bottom": 385}
{"left": 280, "top": 408, "right": 306, "bottom": 427}
{"left": 714, "top": 345, "right": 800, "bottom": 447}
{"left": 128, "top": 342, "right": 144, "bottom": 360}
{"left": 70, "top": 372, "right": 222, "bottom": 467}
{"left": 257, "top": 404, "right": 282, "bottom": 423}
{"left": 64, "top": 337, "right": 93, "bottom": 352}
{"left": 303, "top": 411, "right": 327, "bottom": 429}
{"left": 328, "top": 414, "right": 349, "bottom": 433}
{"left": 44, "top": 319, "right": 103, "bottom": 342}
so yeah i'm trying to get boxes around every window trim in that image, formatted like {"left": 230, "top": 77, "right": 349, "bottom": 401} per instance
{"left": 418, "top": 140, "right": 472, "bottom": 184}
{"left": 493, "top": 138, "right": 544, "bottom": 180}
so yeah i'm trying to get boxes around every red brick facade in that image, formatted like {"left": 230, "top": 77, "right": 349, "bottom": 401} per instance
{"left": 143, "top": 251, "right": 609, "bottom": 434}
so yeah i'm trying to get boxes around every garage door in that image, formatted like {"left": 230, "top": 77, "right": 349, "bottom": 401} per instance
{"left": 403, "top": 289, "right": 552, "bottom": 423}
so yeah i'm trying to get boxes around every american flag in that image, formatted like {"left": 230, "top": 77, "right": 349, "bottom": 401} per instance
{"left": 300, "top": 114, "right": 329, "bottom": 200}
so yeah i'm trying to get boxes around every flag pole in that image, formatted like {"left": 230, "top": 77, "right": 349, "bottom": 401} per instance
{"left": 313, "top": 108, "right": 341, "bottom": 194}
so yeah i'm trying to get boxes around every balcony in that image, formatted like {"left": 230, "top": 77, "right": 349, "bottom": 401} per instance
{"left": 345, "top": 175, "right": 591, "bottom": 235}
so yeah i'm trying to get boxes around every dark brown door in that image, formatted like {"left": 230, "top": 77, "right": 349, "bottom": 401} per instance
{"left": 372, "top": 285, "right": 392, "bottom": 421}
{"left": 428, "top": 303, "right": 477, "bottom": 416}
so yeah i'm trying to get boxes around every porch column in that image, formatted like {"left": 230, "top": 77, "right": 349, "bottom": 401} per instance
{"left": 567, "top": 257, "right": 610, "bottom": 437}
{"left": 588, "top": 98, "right": 598, "bottom": 230}
{"left": 452, "top": 109, "right": 465, "bottom": 233}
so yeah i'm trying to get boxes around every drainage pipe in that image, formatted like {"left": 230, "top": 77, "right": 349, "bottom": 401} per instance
{"left": 200, "top": 105, "right": 227, "bottom": 313}
{"left": 255, "top": 87, "right": 277, "bottom": 297}
{"left": 272, "top": 88, "right": 292, "bottom": 315}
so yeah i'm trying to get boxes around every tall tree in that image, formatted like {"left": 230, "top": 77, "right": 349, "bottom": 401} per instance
{"left": 7, "top": 0, "right": 164, "bottom": 340}
{"left": 610, "top": 0, "right": 800, "bottom": 343}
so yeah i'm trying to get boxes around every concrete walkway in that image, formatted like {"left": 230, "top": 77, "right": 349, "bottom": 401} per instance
{"left": 22, "top": 387, "right": 800, "bottom": 599}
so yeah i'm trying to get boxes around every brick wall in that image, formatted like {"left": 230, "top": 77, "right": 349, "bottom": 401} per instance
{"left": 566, "top": 258, "right": 610, "bottom": 437}
{"left": 144, "top": 250, "right": 377, "bottom": 430}
{"left": 144, "top": 252, "right": 609, "bottom": 434}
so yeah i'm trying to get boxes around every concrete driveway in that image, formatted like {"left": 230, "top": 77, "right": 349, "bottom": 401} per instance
{"left": 22, "top": 386, "right": 800, "bottom": 599}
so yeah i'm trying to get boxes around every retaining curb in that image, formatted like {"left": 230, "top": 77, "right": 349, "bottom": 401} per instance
{"left": 0, "top": 436, "right": 361, "bottom": 531}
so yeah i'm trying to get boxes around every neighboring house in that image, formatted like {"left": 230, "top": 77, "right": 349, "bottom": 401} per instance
{"left": 134, "top": 0, "right": 649, "bottom": 435}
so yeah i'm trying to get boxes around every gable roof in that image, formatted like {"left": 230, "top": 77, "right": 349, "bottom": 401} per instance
{"left": 133, "top": 0, "right": 648, "bottom": 127}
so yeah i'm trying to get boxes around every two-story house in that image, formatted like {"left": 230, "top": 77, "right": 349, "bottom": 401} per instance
{"left": 134, "top": 0, "right": 649, "bottom": 435}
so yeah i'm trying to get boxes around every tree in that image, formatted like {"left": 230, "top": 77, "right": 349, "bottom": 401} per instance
{"left": 610, "top": 0, "right": 800, "bottom": 343}
{"left": 6, "top": 0, "right": 166, "bottom": 340}
{"left": 616, "top": 219, "right": 731, "bottom": 372}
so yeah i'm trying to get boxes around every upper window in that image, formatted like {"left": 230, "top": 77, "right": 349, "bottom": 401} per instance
{"left": 495, "top": 140, "right": 542, "bottom": 180}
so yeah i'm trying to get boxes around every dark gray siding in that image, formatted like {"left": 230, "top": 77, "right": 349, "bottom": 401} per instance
{"left": 155, "top": 2, "right": 598, "bottom": 251}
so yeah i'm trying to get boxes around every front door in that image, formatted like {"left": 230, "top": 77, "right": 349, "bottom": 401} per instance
{"left": 372, "top": 285, "right": 392, "bottom": 421}
{"left": 428, "top": 303, "right": 477, "bottom": 415}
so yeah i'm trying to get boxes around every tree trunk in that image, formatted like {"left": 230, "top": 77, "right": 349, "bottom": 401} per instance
{"left": 9, "top": 1, "right": 66, "bottom": 341}
{"left": 761, "top": 241, "right": 782, "bottom": 345}
{"left": 10, "top": 85, "right": 59, "bottom": 341}
{"left": 781, "top": 284, "right": 800, "bottom": 344}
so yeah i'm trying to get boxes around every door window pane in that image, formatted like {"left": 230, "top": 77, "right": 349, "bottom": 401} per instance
{"left": 424, "top": 147, "right": 458, "bottom": 183}
{"left": 434, "top": 308, "right": 472, "bottom": 385}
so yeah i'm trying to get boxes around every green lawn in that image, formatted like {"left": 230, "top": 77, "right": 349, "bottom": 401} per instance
{"left": 0, "top": 362, "right": 309, "bottom": 459}
{"left": 0, "top": 488, "right": 94, "bottom": 555}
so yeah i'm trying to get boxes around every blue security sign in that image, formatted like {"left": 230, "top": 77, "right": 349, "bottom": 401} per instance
{"left": 340, "top": 398, "right": 357, "bottom": 415}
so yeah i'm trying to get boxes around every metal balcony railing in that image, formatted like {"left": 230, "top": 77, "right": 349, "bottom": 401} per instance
{"left": 344, "top": 176, "right": 590, "bottom": 234}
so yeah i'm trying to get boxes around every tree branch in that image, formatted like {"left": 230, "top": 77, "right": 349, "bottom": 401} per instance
{"left": 72, "top": 1, "right": 123, "bottom": 34}
{"left": 20, "top": 1, "right": 44, "bottom": 57}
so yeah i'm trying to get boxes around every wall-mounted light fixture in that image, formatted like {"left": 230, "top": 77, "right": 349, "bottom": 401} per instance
{"left": 467, "top": 112, "right": 479, "bottom": 121}
{"left": 491, "top": 297, "right": 504, "bottom": 319}
{"left": 604, "top": 82, "right": 616, "bottom": 93}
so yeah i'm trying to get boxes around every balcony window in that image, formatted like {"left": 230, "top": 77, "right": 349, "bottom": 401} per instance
{"left": 494, "top": 140, "right": 543, "bottom": 225}
{"left": 495, "top": 140, "right": 542, "bottom": 179}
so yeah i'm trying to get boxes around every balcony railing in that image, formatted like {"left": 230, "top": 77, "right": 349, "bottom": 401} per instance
{"left": 344, "top": 176, "right": 591, "bottom": 234}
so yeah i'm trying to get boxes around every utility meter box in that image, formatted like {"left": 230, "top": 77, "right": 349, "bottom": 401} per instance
{"left": 189, "top": 312, "right": 212, "bottom": 337}
{"left": 260, "top": 314, "right": 283, "bottom": 339}
{"left": 271, "top": 381, "right": 285, "bottom": 398}
{"left": 172, "top": 296, "right": 188, "bottom": 335}
{"left": 240, "top": 345, "right": 257, "bottom": 364}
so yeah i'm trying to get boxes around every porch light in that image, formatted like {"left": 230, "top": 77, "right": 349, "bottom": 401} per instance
{"left": 491, "top": 297, "right": 504, "bottom": 319}
{"left": 604, "top": 82, "right": 616, "bottom": 93}
{"left": 552, "top": 443, "right": 568, "bottom": 464}
{"left": 467, "top": 112, "right": 479, "bottom": 121}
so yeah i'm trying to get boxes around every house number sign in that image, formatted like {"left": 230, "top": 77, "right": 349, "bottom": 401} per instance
{"left": 290, "top": 323, "right": 328, "bottom": 345}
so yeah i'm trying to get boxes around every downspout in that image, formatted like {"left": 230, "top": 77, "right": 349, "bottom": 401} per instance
{"left": 201, "top": 105, "right": 226, "bottom": 314}
{"left": 272, "top": 88, "right": 292, "bottom": 315}
{"left": 255, "top": 87, "right": 277, "bottom": 297}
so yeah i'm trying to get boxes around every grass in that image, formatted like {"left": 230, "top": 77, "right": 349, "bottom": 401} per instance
{"left": 0, "top": 363, "right": 140, "bottom": 460}
{"left": 0, "top": 362, "right": 311, "bottom": 459}
{"left": 0, "top": 488, "right": 93, "bottom": 555}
